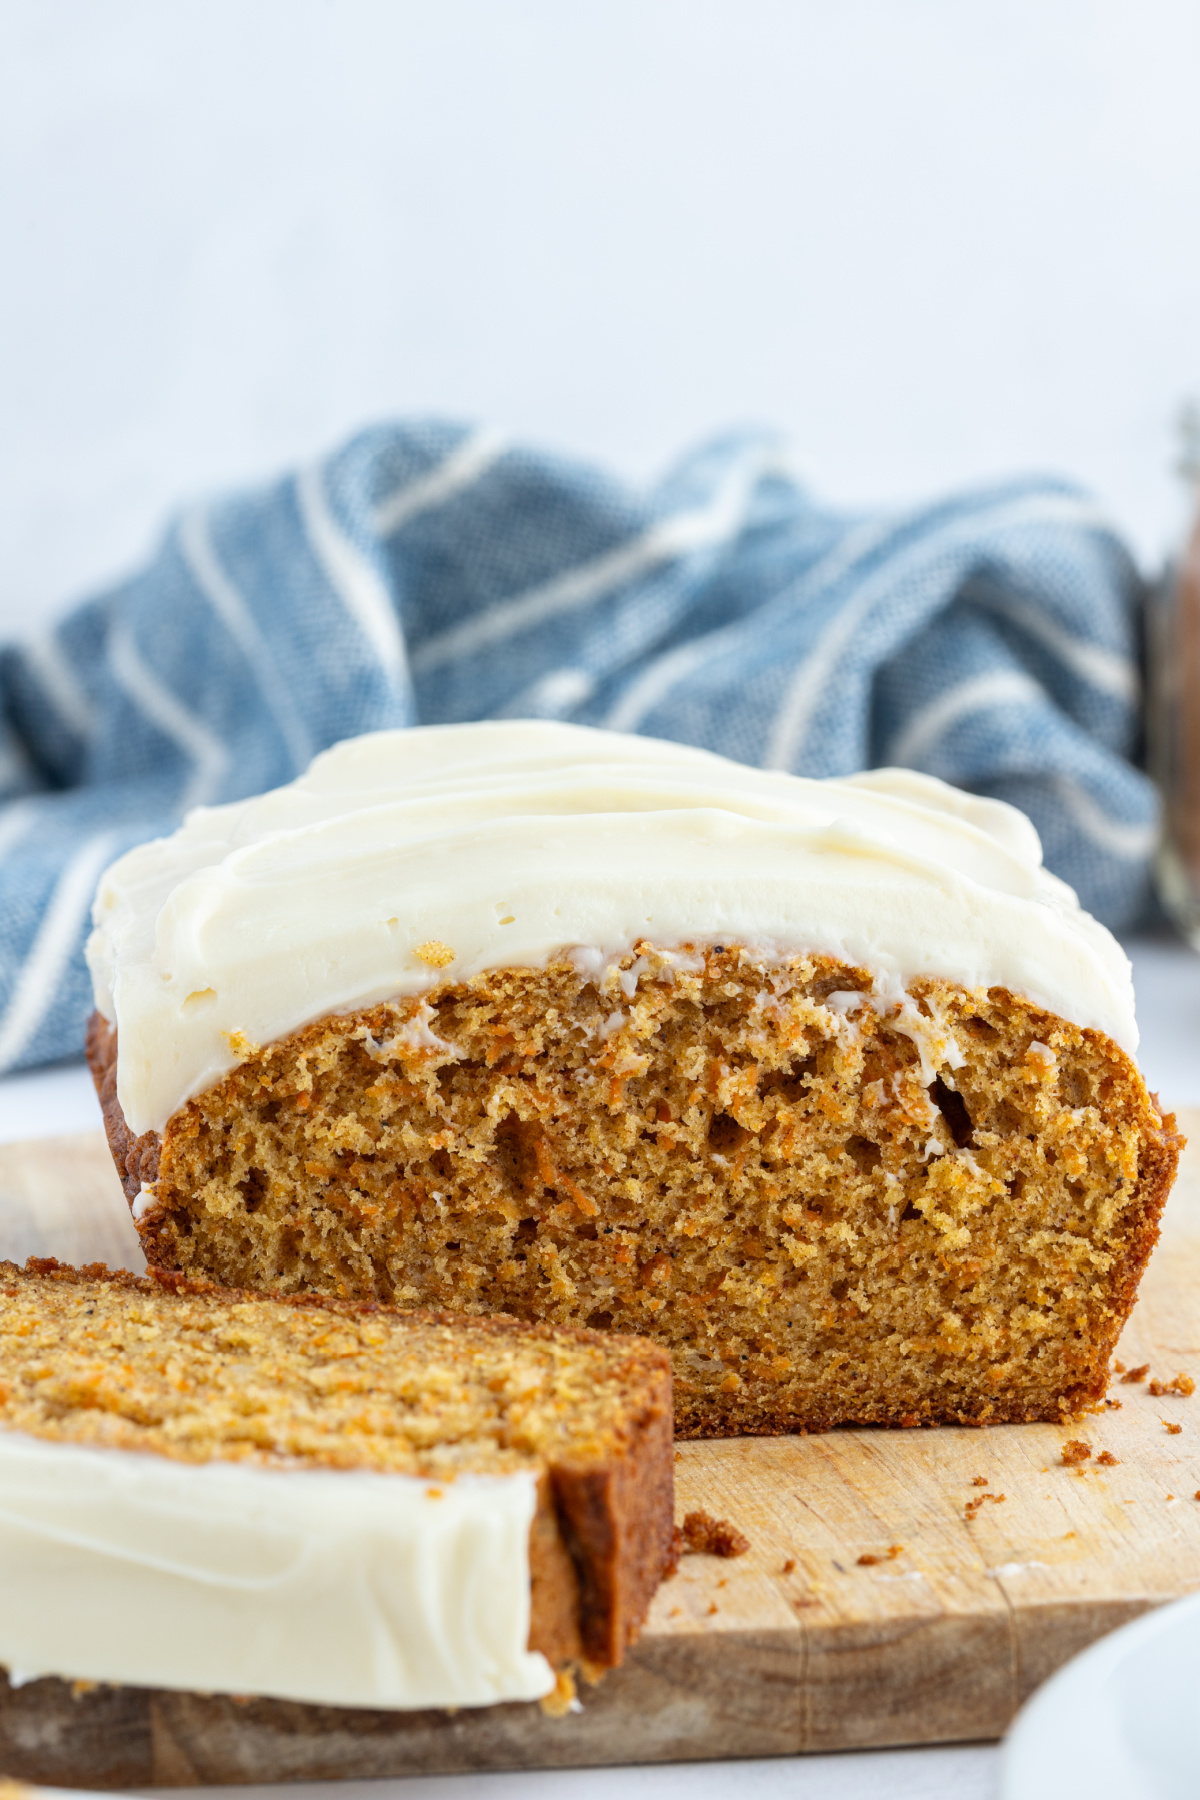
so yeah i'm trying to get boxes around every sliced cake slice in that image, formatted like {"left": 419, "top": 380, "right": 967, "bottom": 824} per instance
{"left": 0, "top": 1259, "right": 673, "bottom": 1711}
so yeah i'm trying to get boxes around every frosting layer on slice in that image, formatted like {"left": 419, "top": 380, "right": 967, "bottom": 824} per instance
{"left": 0, "top": 1430, "right": 550, "bottom": 1709}
{"left": 87, "top": 720, "right": 1138, "bottom": 1136}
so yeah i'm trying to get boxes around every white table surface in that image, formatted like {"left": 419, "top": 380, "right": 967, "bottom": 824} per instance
{"left": 136, "top": 1744, "right": 1000, "bottom": 1800}
{"left": 14, "top": 930, "right": 1200, "bottom": 1800}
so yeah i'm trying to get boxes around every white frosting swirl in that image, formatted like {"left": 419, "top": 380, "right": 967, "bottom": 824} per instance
{"left": 0, "top": 1430, "right": 550, "bottom": 1709}
{"left": 87, "top": 720, "right": 1138, "bottom": 1137}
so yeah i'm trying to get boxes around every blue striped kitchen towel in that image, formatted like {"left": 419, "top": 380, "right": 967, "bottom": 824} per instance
{"left": 0, "top": 421, "right": 1157, "bottom": 1075}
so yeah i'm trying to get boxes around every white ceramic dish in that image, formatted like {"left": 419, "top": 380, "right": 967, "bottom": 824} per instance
{"left": 1000, "top": 1589, "right": 1200, "bottom": 1799}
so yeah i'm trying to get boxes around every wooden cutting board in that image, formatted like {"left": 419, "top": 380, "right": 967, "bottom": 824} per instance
{"left": 0, "top": 1115, "right": 1198, "bottom": 1788}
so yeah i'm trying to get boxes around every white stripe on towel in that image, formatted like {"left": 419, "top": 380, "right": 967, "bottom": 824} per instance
{"left": 0, "top": 800, "right": 39, "bottom": 866}
{"left": 411, "top": 452, "right": 778, "bottom": 676}
{"left": 978, "top": 591, "right": 1139, "bottom": 704}
{"left": 496, "top": 667, "right": 597, "bottom": 720}
{"left": 178, "top": 509, "right": 313, "bottom": 774}
{"left": 765, "top": 492, "right": 1121, "bottom": 772}
{"left": 0, "top": 829, "right": 120, "bottom": 1072}
{"left": 371, "top": 429, "right": 507, "bottom": 539}
{"left": 609, "top": 508, "right": 904, "bottom": 734}
{"left": 1049, "top": 774, "right": 1160, "bottom": 860}
{"left": 297, "top": 464, "right": 407, "bottom": 685}
{"left": 107, "top": 621, "right": 228, "bottom": 813}
{"left": 22, "top": 633, "right": 95, "bottom": 741}
{"left": 606, "top": 635, "right": 725, "bottom": 734}
{"left": 888, "top": 669, "right": 1045, "bottom": 769}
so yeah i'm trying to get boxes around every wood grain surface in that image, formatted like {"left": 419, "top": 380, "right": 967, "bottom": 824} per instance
{"left": 0, "top": 1116, "right": 1197, "bottom": 1786}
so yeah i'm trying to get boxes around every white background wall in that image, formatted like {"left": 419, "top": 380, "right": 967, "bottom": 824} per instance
{"left": 3, "top": 0, "right": 1200, "bottom": 639}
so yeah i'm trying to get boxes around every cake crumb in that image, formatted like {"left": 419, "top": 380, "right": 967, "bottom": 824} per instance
{"left": 1163, "top": 1421, "right": 1183, "bottom": 1435}
{"left": 781, "top": 1558, "right": 796, "bottom": 1574}
{"left": 965, "top": 1492, "right": 1006, "bottom": 1519}
{"left": 1061, "top": 1439, "right": 1092, "bottom": 1465}
{"left": 1113, "top": 1360, "right": 1127, "bottom": 1374}
{"left": 539, "top": 1669, "right": 580, "bottom": 1718}
{"left": 413, "top": 940, "right": 456, "bottom": 968}
{"left": 1149, "top": 1373, "right": 1195, "bottom": 1397}
{"left": 1120, "top": 1364, "right": 1150, "bottom": 1384}
{"left": 858, "top": 1543, "right": 904, "bottom": 1565}
{"left": 1095, "top": 1450, "right": 1120, "bottom": 1466}
{"left": 706, "top": 1602, "right": 719, "bottom": 1615}
{"left": 971, "top": 1475, "right": 988, "bottom": 1487}
{"left": 680, "top": 1510, "right": 751, "bottom": 1558}
{"left": 857, "top": 1552, "right": 880, "bottom": 1565}
{"left": 1105, "top": 1398, "right": 1122, "bottom": 1410}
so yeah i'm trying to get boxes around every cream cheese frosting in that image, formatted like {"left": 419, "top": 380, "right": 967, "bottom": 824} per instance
{"left": 0, "top": 1429, "right": 551, "bottom": 1709}
{"left": 86, "top": 720, "right": 1139, "bottom": 1138}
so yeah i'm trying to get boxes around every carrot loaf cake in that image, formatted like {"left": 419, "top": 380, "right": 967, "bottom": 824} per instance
{"left": 0, "top": 1258, "right": 672, "bottom": 1708}
{"left": 86, "top": 721, "right": 1180, "bottom": 1436}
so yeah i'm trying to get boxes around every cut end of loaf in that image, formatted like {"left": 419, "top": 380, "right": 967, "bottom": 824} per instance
{"left": 89, "top": 944, "right": 1181, "bottom": 1437}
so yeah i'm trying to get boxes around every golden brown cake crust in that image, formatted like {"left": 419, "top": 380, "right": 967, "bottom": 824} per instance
{"left": 87, "top": 944, "right": 1182, "bottom": 1438}
{"left": 0, "top": 1258, "right": 673, "bottom": 1671}
{"left": 87, "top": 1011, "right": 159, "bottom": 1204}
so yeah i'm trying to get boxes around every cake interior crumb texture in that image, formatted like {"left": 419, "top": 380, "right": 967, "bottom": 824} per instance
{"left": 0, "top": 1261, "right": 674, "bottom": 1669}
{"left": 90, "top": 945, "right": 1181, "bottom": 1437}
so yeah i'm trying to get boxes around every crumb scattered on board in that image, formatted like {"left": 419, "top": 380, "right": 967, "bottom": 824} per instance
{"left": 965, "top": 1492, "right": 1006, "bottom": 1520}
{"left": 675, "top": 1362, "right": 1195, "bottom": 1606}
{"left": 678, "top": 1510, "right": 751, "bottom": 1559}
{"left": 1115, "top": 1364, "right": 1194, "bottom": 1393}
